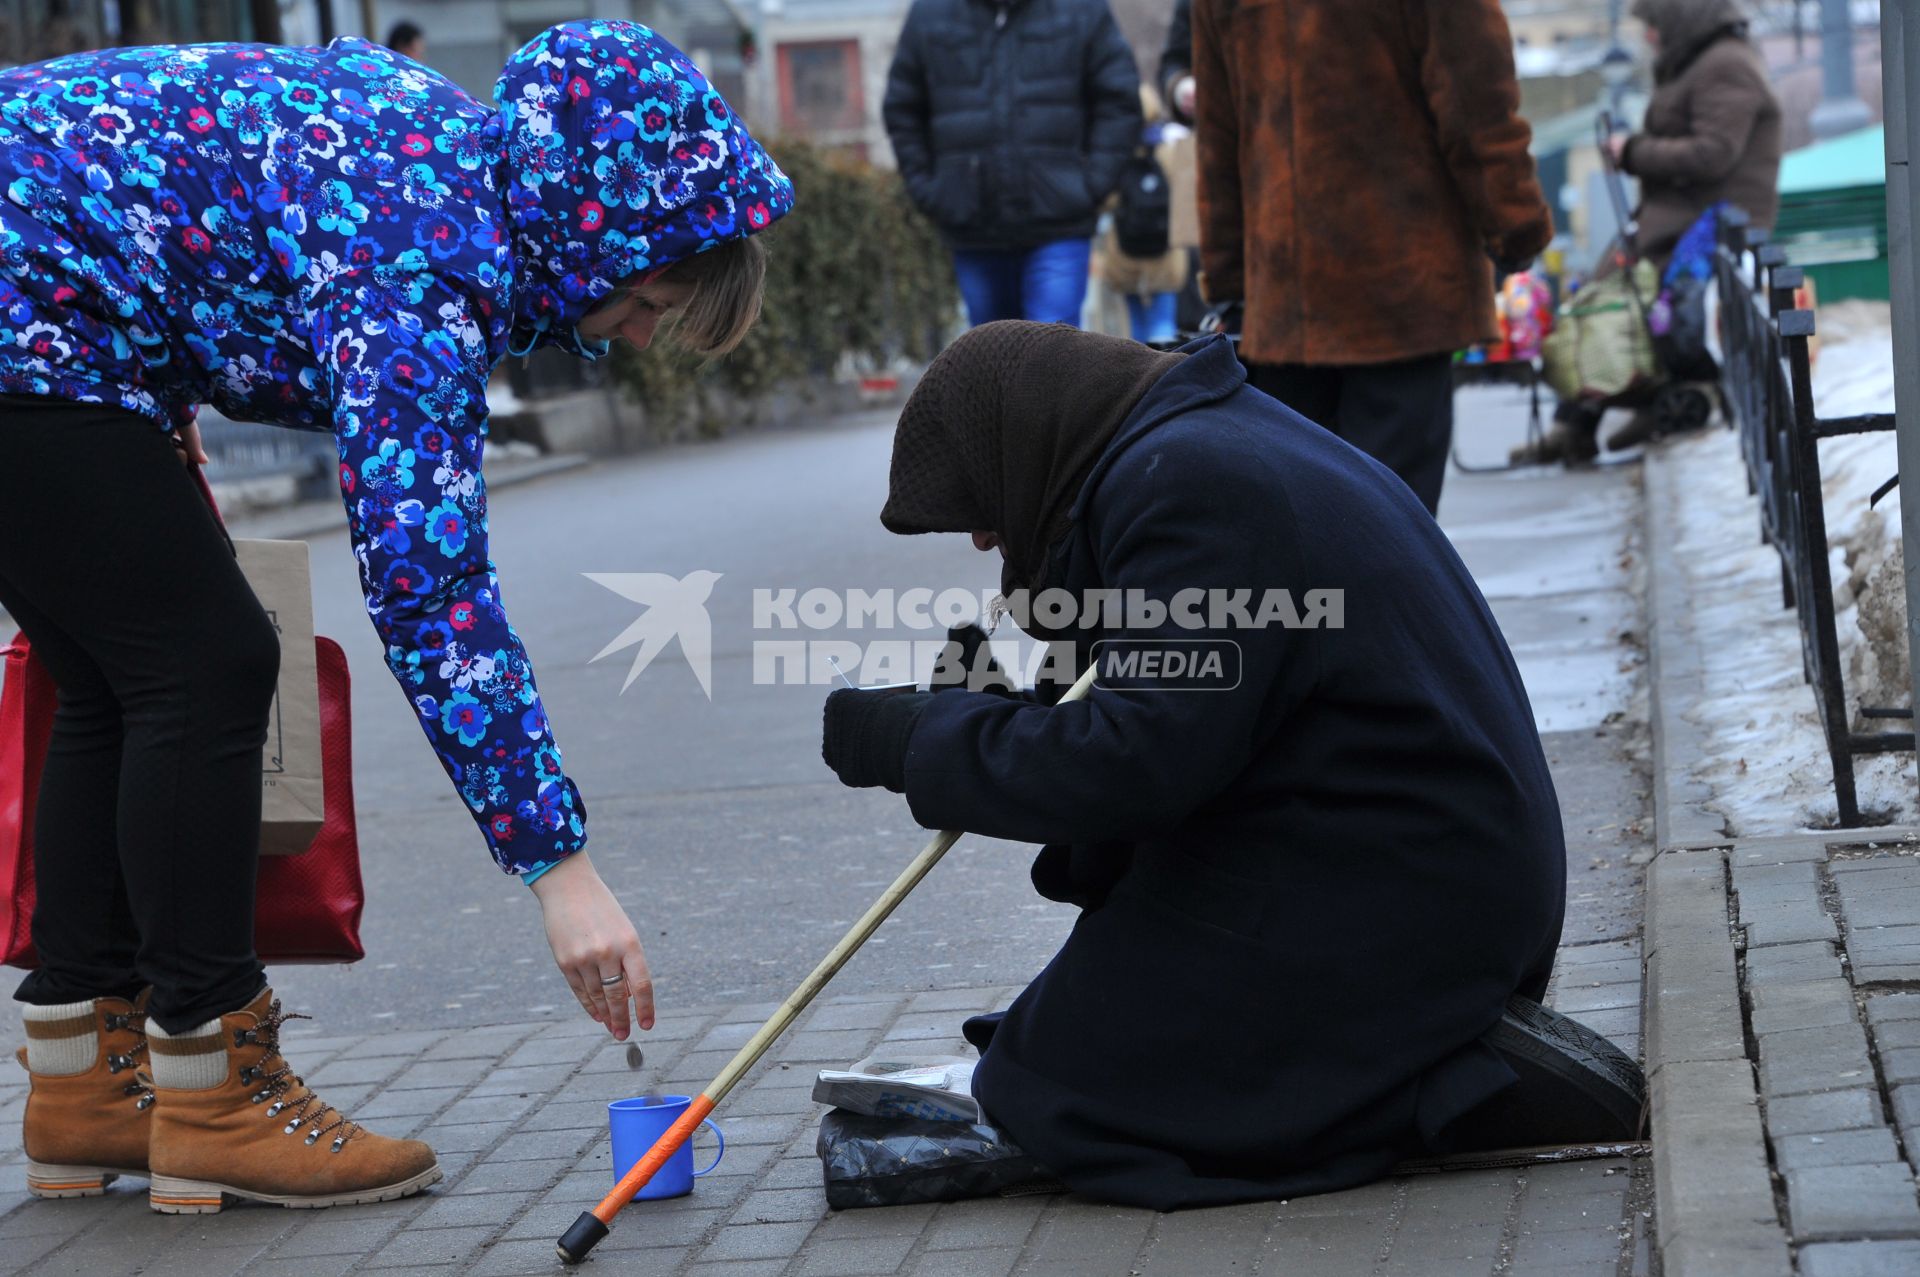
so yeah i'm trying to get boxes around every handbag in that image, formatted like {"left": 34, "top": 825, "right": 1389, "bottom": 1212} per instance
{"left": 0, "top": 473, "right": 365, "bottom": 967}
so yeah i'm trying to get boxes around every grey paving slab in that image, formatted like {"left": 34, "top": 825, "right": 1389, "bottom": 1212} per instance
{"left": 919, "top": 1197, "right": 1051, "bottom": 1252}
{"left": 1644, "top": 850, "right": 1731, "bottom": 961}
{"left": 421, "top": 1121, "right": 514, "bottom": 1153}
{"left": 795, "top": 1233, "right": 917, "bottom": 1275}
{"left": 1134, "top": 1201, "right": 1275, "bottom": 1274}
{"left": 1018, "top": 1201, "right": 1155, "bottom": 1272}
{"left": 906, "top": 1247, "right": 1022, "bottom": 1277}
{"left": 1755, "top": 1022, "right": 1877, "bottom": 1098}
{"left": 1508, "top": 1224, "right": 1628, "bottom": 1272}
{"left": 1645, "top": 942, "right": 1745, "bottom": 1072}
{"left": 1771, "top": 1126, "right": 1905, "bottom": 1171}
{"left": 1799, "top": 1240, "right": 1920, "bottom": 1277}
{"left": 1866, "top": 992, "right": 1920, "bottom": 1027}
{"left": 306, "top": 1055, "right": 413, "bottom": 1087}
{"left": 362, "top": 1222, "right": 498, "bottom": 1268}
{"left": 1766, "top": 1088, "right": 1885, "bottom": 1136}
{"left": 1784, "top": 1162, "right": 1920, "bottom": 1238}
{"left": 248, "top": 1256, "right": 359, "bottom": 1277}
{"left": 467, "top": 1237, "right": 575, "bottom": 1276}
{"left": 1261, "top": 1215, "right": 1387, "bottom": 1276}
{"left": 1650, "top": 1060, "right": 1780, "bottom": 1252}
{"left": 1660, "top": 1230, "right": 1794, "bottom": 1277}
{"left": 1743, "top": 941, "right": 1845, "bottom": 986}
{"left": 268, "top": 1213, "right": 407, "bottom": 1258}
{"left": 805, "top": 1202, "right": 939, "bottom": 1241}
{"left": 695, "top": 1220, "right": 818, "bottom": 1262}
{"left": 1748, "top": 979, "right": 1858, "bottom": 1036}
{"left": 1740, "top": 897, "right": 1839, "bottom": 947}
{"left": 1878, "top": 1046, "right": 1920, "bottom": 1086}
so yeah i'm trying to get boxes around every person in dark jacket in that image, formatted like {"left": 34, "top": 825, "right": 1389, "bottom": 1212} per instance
{"left": 1516, "top": 0, "right": 1783, "bottom": 465}
{"left": 883, "top": 0, "right": 1140, "bottom": 327}
{"left": 818, "top": 323, "right": 1643, "bottom": 1209}
{"left": 1192, "top": 0, "right": 1553, "bottom": 515}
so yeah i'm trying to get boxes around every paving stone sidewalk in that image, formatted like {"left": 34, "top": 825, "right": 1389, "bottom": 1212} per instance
{"left": 0, "top": 963, "right": 1649, "bottom": 1277}
{"left": 1646, "top": 830, "right": 1920, "bottom": 1277}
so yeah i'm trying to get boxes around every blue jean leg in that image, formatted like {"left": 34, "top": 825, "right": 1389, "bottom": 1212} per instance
{"left": 951, "top": 250, "right": 1026, "bottom": 327}
{"left": 1020, "top": 238, "right": 1092, "bottom": 326}
{"left": 1124, "top": 292, "right": 1180, "bottom": 343}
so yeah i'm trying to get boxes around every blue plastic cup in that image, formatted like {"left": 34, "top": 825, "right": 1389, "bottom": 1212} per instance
{"left": 608, "top": 1095, "right": 726, "bottom": 1201}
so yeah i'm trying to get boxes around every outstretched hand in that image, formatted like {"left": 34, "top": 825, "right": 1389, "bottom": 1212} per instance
{"left": 528, "top": 853, "right": 655, "bottom": 1040}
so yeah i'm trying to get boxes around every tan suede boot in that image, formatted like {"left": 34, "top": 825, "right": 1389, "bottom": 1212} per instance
{"left": 147, "top": 988, "right": 440, "bottom": 1213}
{"left": 19, "top": 992, "right": 154, "bottom": 1197}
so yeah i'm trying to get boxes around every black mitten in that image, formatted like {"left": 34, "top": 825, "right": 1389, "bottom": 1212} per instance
{"left": 928, "top": 623, "right": 1018, "bottom": 695}
{"left": 821, "top": 688, "right": 933, "bottom": 792}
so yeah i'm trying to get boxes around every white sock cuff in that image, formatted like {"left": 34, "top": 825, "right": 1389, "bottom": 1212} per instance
{"left": 149, "top": 1017, "right": 229, "bottom": 1091}
{"left": 23, "top": 1001, "right": 99, "bottom": 1077}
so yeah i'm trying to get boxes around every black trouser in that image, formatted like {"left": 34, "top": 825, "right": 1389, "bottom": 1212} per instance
{"left": 0, "top": 397, "right": 273, "bottom": 1033}
{"left": 1249, "top": 354, "right": 1455, "bottom": 515}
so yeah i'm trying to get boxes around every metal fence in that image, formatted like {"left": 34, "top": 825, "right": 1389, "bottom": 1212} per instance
{"left": 1717, "top": 207, "right": 1912, "bottom": 825}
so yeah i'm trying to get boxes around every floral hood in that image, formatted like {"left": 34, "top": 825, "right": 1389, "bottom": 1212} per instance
{"left": 494, "top": 20, "right": 795, "bottom": 358}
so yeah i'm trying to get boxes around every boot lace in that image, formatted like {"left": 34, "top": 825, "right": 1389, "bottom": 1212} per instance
{"left": 102, "top": 1009, "right": 153, "bottom": 1111}
{"left": 237, "top": 999, "right": 361, "bottom": 1154}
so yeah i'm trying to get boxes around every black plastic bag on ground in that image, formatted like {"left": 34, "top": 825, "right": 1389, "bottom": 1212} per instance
{"left": 815, "top": 1110, "right": 1062, "bottom": 1209}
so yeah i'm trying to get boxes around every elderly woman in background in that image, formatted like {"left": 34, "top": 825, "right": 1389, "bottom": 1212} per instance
{"left": 1518, "top": 0, "right": 1783, "bottom": 465}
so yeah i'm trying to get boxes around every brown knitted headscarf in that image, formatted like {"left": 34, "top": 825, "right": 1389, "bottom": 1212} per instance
{"left": 1632, "top": 0, "right": 1748, "bottom": 82}
{"left": 882, "top": 322, "right": 1185, "bottom": 595}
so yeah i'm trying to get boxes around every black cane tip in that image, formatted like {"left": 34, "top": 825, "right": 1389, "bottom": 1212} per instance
{"left": 557, "top": 1211, "right": 610, "bottom": 1264}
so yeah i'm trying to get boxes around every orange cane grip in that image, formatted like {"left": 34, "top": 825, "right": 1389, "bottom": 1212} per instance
{"left": 593, "top": 1093, "right": 716, "bottom": 1223}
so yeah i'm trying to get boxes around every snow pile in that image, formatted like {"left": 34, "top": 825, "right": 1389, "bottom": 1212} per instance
{"left": 1668, "top": 300, "right": 1905, "bottom": 832}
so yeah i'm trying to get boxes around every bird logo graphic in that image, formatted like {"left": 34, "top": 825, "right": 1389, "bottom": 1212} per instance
{"left": 584, "top": 570, "right": 723, "bottom": 698}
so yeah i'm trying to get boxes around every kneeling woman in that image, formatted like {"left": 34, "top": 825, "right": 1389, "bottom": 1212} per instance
{"left": 1, "top": 22, "right": 789, "bottom": 1211}
{"left": 821, "top": 323, "right": 1638, "bottom": 1208}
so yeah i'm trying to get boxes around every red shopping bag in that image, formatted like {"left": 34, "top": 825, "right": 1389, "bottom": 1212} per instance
{"left": 0, "top": 632, "right": 366, "bottom": 967}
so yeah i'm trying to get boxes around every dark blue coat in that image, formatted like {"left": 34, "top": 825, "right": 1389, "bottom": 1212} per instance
{"left": 903, "top": 336, "right": 1567, "bottom": 1208}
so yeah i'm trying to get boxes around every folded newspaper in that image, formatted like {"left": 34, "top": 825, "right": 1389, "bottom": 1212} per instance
{"left": 812, "top": 1054, "right": 980, "bottom": 1122}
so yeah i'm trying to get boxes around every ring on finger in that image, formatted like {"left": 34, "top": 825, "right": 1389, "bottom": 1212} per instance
{"left": 599, "top": 972, "right": 626, "bottom": 988}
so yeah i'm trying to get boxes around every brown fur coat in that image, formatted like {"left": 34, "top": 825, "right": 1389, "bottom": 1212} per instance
{"left": 1192, "top": 0, "right": 1553, "bottom": 366}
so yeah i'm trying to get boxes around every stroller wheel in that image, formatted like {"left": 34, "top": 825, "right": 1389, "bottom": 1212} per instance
{"left": 1653, "top": 384, "right": 1713, "bottom": 435}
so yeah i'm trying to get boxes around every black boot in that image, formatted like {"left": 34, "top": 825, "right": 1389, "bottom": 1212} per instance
{"left": 1509, "top": 401, "right": 1602, "bottom": 467}
{"left": 1445, "top": 996, "right": 1647, "bottom": 1152}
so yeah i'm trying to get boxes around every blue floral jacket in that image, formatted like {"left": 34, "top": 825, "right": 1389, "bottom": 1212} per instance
{"left": 0, "top": 22, "right": 794, "bottom": 875}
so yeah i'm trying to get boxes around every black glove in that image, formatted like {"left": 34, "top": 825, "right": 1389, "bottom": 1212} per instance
{"left": 821, "top": 688, "right": 934, "bottom": 792}
{"left": 929, "top": 623, "right": 1018, "bottom": 696}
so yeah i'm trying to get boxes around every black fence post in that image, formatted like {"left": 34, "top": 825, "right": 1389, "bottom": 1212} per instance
{"left": 1781, "top": 305, "right": 1864, "bottom": 825}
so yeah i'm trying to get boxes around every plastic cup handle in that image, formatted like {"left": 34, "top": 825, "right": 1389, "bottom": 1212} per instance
{"left": 693, "top": 1116, "right": 725, "bottom": 1178}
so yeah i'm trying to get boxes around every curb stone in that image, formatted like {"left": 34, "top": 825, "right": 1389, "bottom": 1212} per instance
{"left": 1642, "top": 449, "right": 1732, "bottom": 850}
{"left": 1642, "top": 446, "right": 1794, "bottom": 1276}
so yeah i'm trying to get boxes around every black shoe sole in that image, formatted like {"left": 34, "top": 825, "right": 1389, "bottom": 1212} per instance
{"left": 1459, "top": 996, "right": 1648, "bottom": 1151}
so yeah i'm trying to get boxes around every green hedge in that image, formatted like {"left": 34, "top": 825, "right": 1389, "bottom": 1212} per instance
{"left": 609, "top": 141, "right": 957, "bottom": 431}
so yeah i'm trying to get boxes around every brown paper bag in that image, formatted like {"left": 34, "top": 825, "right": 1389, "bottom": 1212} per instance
{"left": 235, "top": 539, "right": 325, "bottom": 857}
